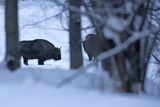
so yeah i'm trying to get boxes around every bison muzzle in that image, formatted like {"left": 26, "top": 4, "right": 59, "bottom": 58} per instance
{"left": 19, "top": 39, "right": 61, "bottom": 65}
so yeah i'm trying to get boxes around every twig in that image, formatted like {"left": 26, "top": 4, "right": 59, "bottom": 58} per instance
{"left": 151, "top": 53, "right": 160, "bottom": 64}
{"left": 21, "top": 10, "right": 66, "bottom": 29}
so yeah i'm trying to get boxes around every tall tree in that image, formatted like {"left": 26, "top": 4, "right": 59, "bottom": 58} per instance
{"left": 5, "top": 0, "right": 20, "bottom": 71}
{"left": 69, "top": 0, "right": 83, "bottom": 68}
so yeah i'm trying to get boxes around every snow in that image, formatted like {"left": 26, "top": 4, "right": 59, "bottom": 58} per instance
{"left": 103, "top": 15, "right": 127, "bottom": 45}
{"left": 1, "top": 78, "right": 160, "bottom": 107}
{"left": 0, "top": 65, "right": 160, "bottom": 107}
{"left": 106, "top": 15, "right": 127, "bottom": 32}
{"left": 1, "top": 83, "right": 160, "bottom": 107}
{"left": 0, "top": 0, "right": 160, "bottom": 107}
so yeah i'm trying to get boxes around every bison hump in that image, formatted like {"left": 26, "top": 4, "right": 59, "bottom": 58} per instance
{"left": 31, "top": 41, "right": 43, "bottom": 53}
{"left": 34, "top": 39, "right": 55, "bottom": 48}
{"left": 38, "top": 40, "right": 55, "bottom": 52}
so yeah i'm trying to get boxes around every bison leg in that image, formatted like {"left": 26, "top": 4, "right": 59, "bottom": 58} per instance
{"left": 38, "top": 59, "right": 44, "bottom": 65}
{"left": 23, "top": 57, "right": 28, "bottom": 65}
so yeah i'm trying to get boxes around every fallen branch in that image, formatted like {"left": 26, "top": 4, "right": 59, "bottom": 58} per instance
{"left": 56, "top": 61, "right": 97, "bottom": 87}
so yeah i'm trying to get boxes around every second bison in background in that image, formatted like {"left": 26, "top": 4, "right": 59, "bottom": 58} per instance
{"left": 19, "top": 39, "right": 61, "bottom": 65}
{"left": 83, "top": 34, "right": 105, "bottom": 61}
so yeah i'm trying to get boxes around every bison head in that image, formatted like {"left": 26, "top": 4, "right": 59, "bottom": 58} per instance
{"left": 52, "top": 47, "right": 61, "bottom": 61}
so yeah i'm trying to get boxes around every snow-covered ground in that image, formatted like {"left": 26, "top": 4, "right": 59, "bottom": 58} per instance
{"left": 0, "top": 0, "right": 160, "bottom": 107}
{"left": 0, "top": 63, "right": 160, "bottom": 107}
{"left": 1, "top": 83, "right": 160, "bottom": 107}
{"left": 1, "top": 84, "right": 160, "bottom": 107}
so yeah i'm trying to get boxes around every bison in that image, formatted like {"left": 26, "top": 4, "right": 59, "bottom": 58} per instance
{"left": 19, "top": 39, "right": 61, "bottom": 65}
{"left": 83, "top": 34, "right": 105, "bottom": 61}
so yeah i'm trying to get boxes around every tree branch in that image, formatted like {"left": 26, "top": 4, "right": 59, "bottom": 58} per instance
{"left": 97, "top": 31, "right": 149, "bottom": 61}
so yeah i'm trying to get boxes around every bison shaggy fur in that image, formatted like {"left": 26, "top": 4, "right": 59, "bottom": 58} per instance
{"left": 19, "top": 39, "right": 61, "bottom": 65}
{"left": 83, "top": 34, "right": 104, "bottom": 61}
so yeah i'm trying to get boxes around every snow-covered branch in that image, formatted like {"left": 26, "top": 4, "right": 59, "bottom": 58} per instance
{"left": 97, "top": 31, "right": 149, "bottom": 61}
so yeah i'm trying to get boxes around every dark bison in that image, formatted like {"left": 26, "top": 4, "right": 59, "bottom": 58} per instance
{"left": 83, "top": 34, "right": 104, "bottom": 61}
{"left": 19, "top": 39, "right": 61, "bottom": 65}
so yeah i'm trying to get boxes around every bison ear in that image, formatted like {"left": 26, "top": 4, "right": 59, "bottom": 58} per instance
{"left": 59, "top": 47, "right": 61, "bottom": 50}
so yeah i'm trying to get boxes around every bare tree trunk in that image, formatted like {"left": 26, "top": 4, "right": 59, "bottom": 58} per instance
{"left": 69, "top": 0, "right": 83, "bottom": 69}
{"left": 5, "top": 0, "right": 20, "bottom": 71}
{"left": 138, "top": 0, "right": 151, "bottom": 91}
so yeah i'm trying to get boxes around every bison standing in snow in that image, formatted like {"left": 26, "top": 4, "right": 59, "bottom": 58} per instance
{"left": 83, "top": 34, "right": 105, "bottom": 61}
{"left": 19, "top": 39, "right": 61, "bottom": 65}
